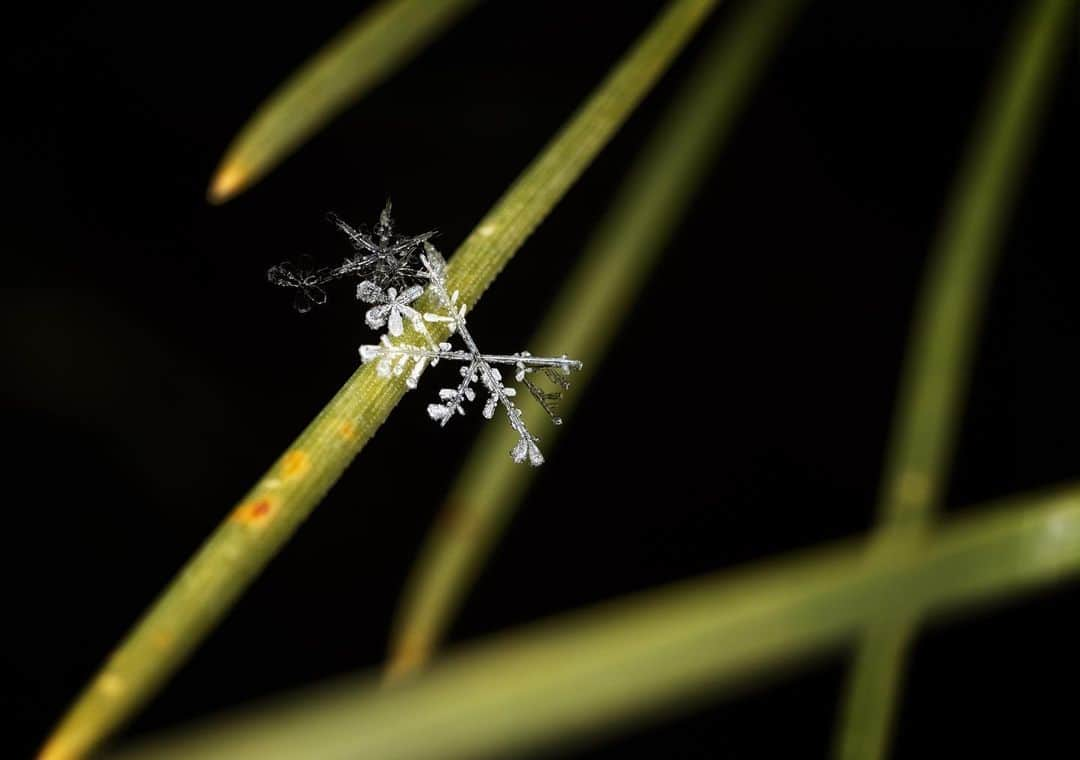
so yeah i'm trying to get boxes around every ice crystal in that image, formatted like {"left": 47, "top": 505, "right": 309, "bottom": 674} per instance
{"left": 267, "top": 255, "right": 327, "bottom": 314}
{"left": 360, "top": 243, "right": 581, "bottom": 466}
{"left": 358, "top": 282, "right": 426, "bottom": 337}
{"left": 273, "top": 205, "right": 581, "bottom": 465}
{"left": 267, "top": 199, "right": 434, "bottom": 312}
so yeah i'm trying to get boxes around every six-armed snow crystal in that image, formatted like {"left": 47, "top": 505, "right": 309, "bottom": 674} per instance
{"left": 268, "top": 202, "right": 582, "bottom": 466}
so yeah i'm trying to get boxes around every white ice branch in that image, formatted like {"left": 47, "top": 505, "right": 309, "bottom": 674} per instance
{"left": 356, "top": 242, "right": 582, "bottom": 466}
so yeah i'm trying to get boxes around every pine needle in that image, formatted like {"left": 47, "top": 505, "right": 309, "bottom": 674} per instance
{"left": 108, "top": 484, "right": 1080, "bottom": 760}
{"left": 833, "top": 1, "right": 1075, "bottom": 757}
{"left": 38, "top": 3, "right": 717, "bottom": 758}
{"left": 387, "top": 0, "right": 805, "bottom": 680}
{"left": 208, "top": 0, "right": 480, "bottom": 203}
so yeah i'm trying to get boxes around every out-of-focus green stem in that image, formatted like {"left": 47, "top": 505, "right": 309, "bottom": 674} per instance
{"left": 387, "top": 0, "right": 805, "bottom": 678}
{"left": 109, "top": 484, "right": 1080, "bottom": 760}
{"left": 209, "top": 0, "right": 481, "bottom": 203}
{"left": 40, "top": 2, "right": 716, "bottom": 757}
{"left": 834, "top": 1, "right": 1075, "bottom": 758}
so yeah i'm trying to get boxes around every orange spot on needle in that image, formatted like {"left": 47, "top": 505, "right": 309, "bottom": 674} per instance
{"left": 280, "top": 450, "right": 310, "bottom": 479}
{"left": 339, "top": 420, "right": 358, "bottom": 442}
{"left": 230, "top": 498, "right": 276, "bottom": 527}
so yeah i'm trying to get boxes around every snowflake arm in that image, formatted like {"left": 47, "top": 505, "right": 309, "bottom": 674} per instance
{"left": 329, "top": 212, "right": 383, "bottom": 255}
{"left": 419, "top": 246, "right": 577, "bottom": 465}
{"left": 358, "top": 282, "right": 427, "bottom": 337}
{"left": 266, "top": 256, "right": 331, "bottom": 313}
{"left": 427, "top": 360, "right": 479, "bottom": 425}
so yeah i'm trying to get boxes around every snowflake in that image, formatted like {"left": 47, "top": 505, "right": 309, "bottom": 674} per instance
{"left": 267, "top": 255, "right": 328, "bottom": 313}
{"left": 267, "top": 199, "right": 433, "bottom": 312}
{"left": 359, "top": 244, "right": 581, "bottom": 466}
{"left": 357, "top": 281, "right": 426, "bottom": 337}
{"left": 272, "top": 204, "right": 582, "bottom": 466}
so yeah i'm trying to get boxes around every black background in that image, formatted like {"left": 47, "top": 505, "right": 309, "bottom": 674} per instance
{"left": 3, "top": 1, "right": 1077, "bottom": 757}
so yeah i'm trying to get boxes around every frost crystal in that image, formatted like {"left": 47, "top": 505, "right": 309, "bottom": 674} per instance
{"left": 267, "top": 255, "right": 327, "bottom": 314}
{"left": 267, "top": 199, "right": 434, "bottom": 312}
{"left": 358, "top": 282, "right": 426, "bottom": 337}
{"left": 360, "top": 245, "right": 581, "bottom": 466}
{"left": 274, "top": 204, "right": 582, "bottom": 466}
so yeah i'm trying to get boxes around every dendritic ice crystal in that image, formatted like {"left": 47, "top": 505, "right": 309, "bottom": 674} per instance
{"left": 267, "top": 200, "right": 435, "bottom": 312}
{"left": 267, "top": 202, "right": 582, "bottom": 466}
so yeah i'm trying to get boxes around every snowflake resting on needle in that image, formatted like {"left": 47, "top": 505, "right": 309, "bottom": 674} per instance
{"left": 360, "top": 244, "right": 581, "bottom": 466}
{"left": 270, "top": 204, "right": 582, "bottom": 466}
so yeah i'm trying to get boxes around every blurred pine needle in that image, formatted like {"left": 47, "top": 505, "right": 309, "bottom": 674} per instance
{"left": 39, "top": 2, "right": 717, "bottom": 758}
{"left": 107, "top": 483, "right": 1080, "bottom": 760}
{"left": 834, "top": 1, "right": 1074, "bottom": 757}
{"left": 208, "top": 0, "right": 480, "bottom": 203}
{"left": 387, "top": 0, "right": 805, "bottom": 681}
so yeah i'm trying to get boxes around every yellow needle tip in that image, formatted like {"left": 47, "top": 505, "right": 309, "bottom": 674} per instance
{"left": 36, "top": 737, "right": 75, "bottom": 760}
{"left": 207, "top": 162, "right": 249, "bottom": 205}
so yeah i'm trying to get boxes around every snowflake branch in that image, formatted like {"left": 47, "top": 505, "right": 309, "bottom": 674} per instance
{"left": 428, "top": 359, "right": 479, "bottom": 426}
{"left": 419, "top": 249, "right": 549, "bottom": 465}
{"left": 359, "top": 344, "right": 581, "bottom": 372}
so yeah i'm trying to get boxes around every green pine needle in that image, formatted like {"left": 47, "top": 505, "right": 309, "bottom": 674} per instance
{"left": 108, "top": 484, "right": 1080, "bottom": 760}
{"left": 387, "top": 0, "right": 805, "bottom": 679}
{"left": 209, "top": 0, "right": 481, "bottom": 203}
{"left": 39, "top": 2, "right": 717, "bottom": 758}
{"left": 834, "top": 1, "right": 1075, "bottom": 757}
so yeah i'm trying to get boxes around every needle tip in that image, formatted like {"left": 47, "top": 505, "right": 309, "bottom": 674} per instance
{"left": 207, "top": 163, "right": 248, "bottom": 204}
{"left": 37, "top": 737, "right": 74, "bottom": 760}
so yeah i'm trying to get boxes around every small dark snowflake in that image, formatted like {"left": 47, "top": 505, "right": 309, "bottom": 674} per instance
{"left": 267, "top": 200, "right": 434, "bottom": 312}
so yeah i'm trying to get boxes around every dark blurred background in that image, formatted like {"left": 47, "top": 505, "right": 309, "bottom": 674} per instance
{"left": 3, "top": 1, "right": 1077, "bottom": 757}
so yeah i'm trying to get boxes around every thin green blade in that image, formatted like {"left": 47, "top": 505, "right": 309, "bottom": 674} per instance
{"left": 109, "top": 485, "right": 1080, "bottom": 760}
{"left": 40, "top": 2, "right": 717, "bottom": 757}
{"left": 835, "top": 1, "right": 1075, "bottom": 757}
{"left": 209, "top": 0, "right": 480, "bottom": 203}
{"left": 388, "top": 0, "right": 805, "bottom": 679}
